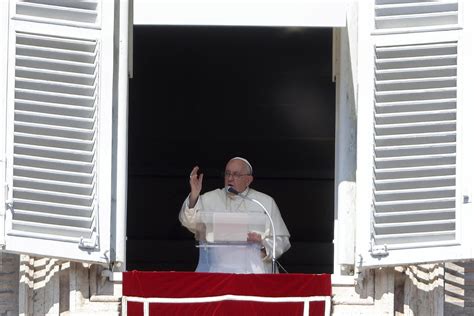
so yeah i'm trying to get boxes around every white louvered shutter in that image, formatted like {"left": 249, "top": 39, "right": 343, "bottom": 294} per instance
{"left": 356, "top": 0, "right": 474, "bottom": 267}
{"left": 374, "top": 0, "right": 458, "bottom": 31}
{"left": 0, "top": 1, "right": 8, "bottom": 248}
{"left": 2, "top": 0, "right": 114, "bottom": 263}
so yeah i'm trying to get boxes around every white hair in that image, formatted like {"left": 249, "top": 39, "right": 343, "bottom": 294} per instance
{"left": 229, "top": 157, "right": 253, "bottom": 175}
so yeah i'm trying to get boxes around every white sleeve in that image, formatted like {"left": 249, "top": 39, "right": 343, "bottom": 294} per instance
{"left": 261, "top": 197, "right": 291, "bottom": 261}
{"left": 262, "top": 236, "right": 291, "bottom": 261}
{"left": 178, "top": 195, "right": 201, "bottom": 233}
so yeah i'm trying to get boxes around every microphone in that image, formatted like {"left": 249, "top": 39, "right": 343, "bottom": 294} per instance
{"left": 225, "top": 186, "right": 277, "bottom": 273}
{"left": 226, "top": 186, "right": 239, "bottom": 195}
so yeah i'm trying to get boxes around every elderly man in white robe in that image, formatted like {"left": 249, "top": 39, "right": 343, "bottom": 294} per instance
{"left": 179, "top": 157, "right": 291, "bottom": 273}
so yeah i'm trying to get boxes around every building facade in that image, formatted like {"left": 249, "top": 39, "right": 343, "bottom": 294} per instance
{"left": 1, "top": 0, "right": 474, "bottom": 315}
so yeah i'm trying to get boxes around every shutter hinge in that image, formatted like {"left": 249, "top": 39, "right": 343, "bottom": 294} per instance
{"left": 463, "top": 195, "right": 471, "bottom": 204}
{"left": 78, "top": 235, "right": 99, "bottom": 250}
{"left": 370, "top": 237, "right": 389, "bottom": 257}
{"left": 4, "top": 184, "right": 13, "bottom": 210}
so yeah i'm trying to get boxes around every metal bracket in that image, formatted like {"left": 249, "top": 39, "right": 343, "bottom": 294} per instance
{"left": 355, "top": 270, "right": 366, "bottom": 292}
{"left": 4, "top": 184, "right": 13, "bottom": 210}
{"left": 78, "top": 235, "right": 99, "bottom": 250}
{"left": 369, "top": 236, "right": 389, "bottom": 257}
{"left": 370, "top": 243, "right": 389, "bottom": 257}
{"left": 463, "top": 195, "right": 471, "bottom": 204}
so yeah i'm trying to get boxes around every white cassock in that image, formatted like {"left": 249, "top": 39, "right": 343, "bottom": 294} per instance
{"left": 179, "top": 187, "right": 291, "bottom": 273}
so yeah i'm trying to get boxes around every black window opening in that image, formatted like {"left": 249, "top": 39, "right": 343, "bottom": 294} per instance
{"left": 127, "top": 26, "right": 335, "bottom": 274}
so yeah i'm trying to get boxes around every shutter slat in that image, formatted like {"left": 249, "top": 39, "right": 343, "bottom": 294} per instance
{"left": 12, "top": 220, "right": 93, "bottom": 238}
{"left": 16, "top": 33, "right": 96, "bottom": 52}
{"left": 375, "top": 197, "right": 455, "bottom": 212}
{"left": 16, "top": 88, "right": 95, "bottom": 107}
{"left": 374, "top": 186, "right": 455, "bottom": 202}
{"left": 15, "top": 121, "right": 95, "bottom": 140}
{"left": 377, "top": 0, "right": 453, "bottom": 5}
{"left": 375, "top": 87, "right": 456, "bottom": 102}
{"left": 14, "top": 143, "right": 94, "bottom": 162}
{"left": 14, "top": 209, "right": 93, "bottom": 229}
{"left": 375, "top": 120, "right": 456, "bottom": 135}
{"left": 375, "top": 143, "right": 455, "bottom": 157}
{"left": 14, "top": 198, "right": 93, "bottom": 217}
{"left": 16, "top": 67, "right": 95, "bottom": 86}
{"left": 375, "top": 109, "right": 456, "bottom": 124}
{"left": 375, "top": 12, "right": 458, "bottom": 30}
{"left": 15, "top": 132, "right": 95, "bottom": 151}
{"left": 16, "top": 56, "right": 96, "bottom": 75}
{"left": 375, "top": 165, "right": 455, "bottom": 180}
{"left": 376, "top": 65, "right": 457, "bottom": 80}
{"left": 376, "top": 54, "right": 457, "bottom": 69}
{"left": 375, "top": 144, "right": 456, "bottom": 158}
{"left": 14, "top": 165, "right": 93, "bottom": 184}
{"left": 19, "top": 0, "right": 99, "bottom": 11}
{"left": 14, "top": 176, "right": 94, "bottom": 195}
{"left": 374, "top": 0, "right": 459, "bottom": 31}
{"left": 375, "top": 131, "right": 456, "bottom": 147}
{"left": 374, "top": 0, "right": 458, "bottom": 32}
{"left": 16, "top": 78, "right": 96, "bottom": 96}
{"left": 375, "top": 1, "right": 457, "bottom": 16}
{"left": 16, "top": 2, "right": 98, "bottom": 24}
{"left": 13, "top": 187, "right": 93, "bottom": 206}
{"left": 7, "top": 230, "right": 85, "bottom": 243}
{"left": 17, "top": 44, "right": 96, "bottom": 64}
{"left": 376, "top": 77, "right": 456, "bottom": 91}
{"left": 374, "top": 153, "right": 455, "bottom": 169}
{"left": 15, "top": 109, "right": 95, "bottom": 129}
{"left": 375, "top": 175, "right": 455, "bottom": 190}
{"left": 374, "top": 231, "right": 455, "bottom": 245}
{"left": 374, "top": 208, "right": 455, "bottom": 223}
{"left": 376, "top": 99, "right": 456, "bottom": 114}
{"left": 374, "top": 220, "right": 455, "bottom": 235}
{"left": 14, "top": 155, "right": 94, "bottom": 173}
{"left": 376, "top": 42, "right": 457, "bottom": 57}
{"left": 15, "top": 99, "right": 94, "bottom": 118}
{"left": 13, "top": 175, "right": 95, "bottom": 190}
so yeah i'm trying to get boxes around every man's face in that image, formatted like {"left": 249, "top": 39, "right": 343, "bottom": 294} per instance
{"left": 224, "top": 159, "right": 253, "bottom": 193}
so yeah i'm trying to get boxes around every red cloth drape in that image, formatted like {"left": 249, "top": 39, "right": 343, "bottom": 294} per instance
{"left": 123, "top": 271, "right": 331, "bottom": 316}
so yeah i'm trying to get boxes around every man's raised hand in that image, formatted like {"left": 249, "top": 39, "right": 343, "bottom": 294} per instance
{"left": 188, "top": 166, "right": 203, "bottom": 208}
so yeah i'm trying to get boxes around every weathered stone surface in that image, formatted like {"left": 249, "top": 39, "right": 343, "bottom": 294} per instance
{"left": 0, "top": 253, "right": 19, "bottom": 316}
{"left": 16, "top": 257, "right": 120, "bottom": 315}
{"left": 445, "top": 261, "right": 474, "bottom": 316}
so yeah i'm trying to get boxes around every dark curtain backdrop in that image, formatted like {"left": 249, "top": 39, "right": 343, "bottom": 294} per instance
{"left": 127, "top": 26, "right": 335, "bottom": 273}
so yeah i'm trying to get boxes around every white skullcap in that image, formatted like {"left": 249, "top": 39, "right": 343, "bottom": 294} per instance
{"left": 230, "top": 157, "right": 253, "bottom": 175}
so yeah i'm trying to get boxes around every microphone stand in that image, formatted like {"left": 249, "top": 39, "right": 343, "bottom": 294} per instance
{"left": 227, "top": 187, "right": 277, "bottom": 274}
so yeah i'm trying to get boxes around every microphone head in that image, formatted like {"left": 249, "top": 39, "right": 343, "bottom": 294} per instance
{"left": 226, "top": 186, "right": 240, "bottom": 195}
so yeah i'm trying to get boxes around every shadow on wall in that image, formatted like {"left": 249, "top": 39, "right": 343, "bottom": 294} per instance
{"left": 18, "top": 255, "right": 117, "bottom": 314}
{"left": 394, "top": 264, "right": 444, "bottom": 315}
{"left": 444, "top": 261, "right": 474, "bottom": 315}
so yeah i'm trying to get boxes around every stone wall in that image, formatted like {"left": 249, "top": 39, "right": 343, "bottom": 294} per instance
{"left": 0, "top": 253, "right": 19, "bottom": 316}
{"left": 332, "top": 265, "right": 445, "bottom": 316}
{"left": 18, "top": 256, "right": 121, "bottom": 316}
{"left": 445, "top": 261, "right": 474, "bottom": 315}
{"left": 7, "top": 254, "right": 474, "bottom": 315}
